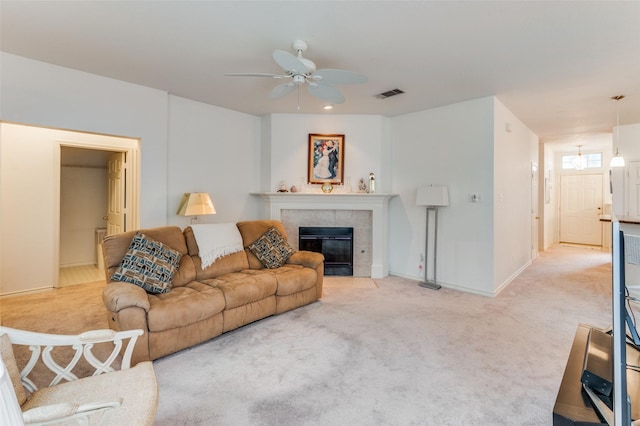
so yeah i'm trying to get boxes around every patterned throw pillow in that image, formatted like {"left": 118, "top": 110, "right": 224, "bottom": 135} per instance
{"left": 112, "top": 232, "right": 182, "bottom": 294}
{"left": 247, "top": 226, "right": 295, "bottom": 269}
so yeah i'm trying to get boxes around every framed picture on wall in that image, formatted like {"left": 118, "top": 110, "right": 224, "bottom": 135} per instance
{"left": 307, "top": 134, "right": 345, "bottom": 184}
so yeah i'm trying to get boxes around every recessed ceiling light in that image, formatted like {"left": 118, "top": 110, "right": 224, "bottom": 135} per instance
{"left": 323, "top": 105, "right": 333, "bottom": 110}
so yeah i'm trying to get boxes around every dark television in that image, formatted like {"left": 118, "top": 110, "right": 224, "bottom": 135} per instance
{"left": 553, "top": 217, "right": 640, "bottom": 426}
{"left": 605, "top": 218, "right": 640, "bottom": 425}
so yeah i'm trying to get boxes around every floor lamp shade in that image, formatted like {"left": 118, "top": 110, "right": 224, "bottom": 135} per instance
{"left": 416, "top": 185, "right": 449, "bottom": 207}
{"left": 416, "top": 185, "right": 449, "bottom": 290}
{"left": 177, "top": 192, "right": 216, "bottom": 217}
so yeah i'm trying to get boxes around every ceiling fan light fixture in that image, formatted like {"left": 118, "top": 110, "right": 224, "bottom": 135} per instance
{"left": 574, "top": 145, "right": 587, "bottom": 171}
{"left": 227, "top": 39, "right": 367, "bottom": 108}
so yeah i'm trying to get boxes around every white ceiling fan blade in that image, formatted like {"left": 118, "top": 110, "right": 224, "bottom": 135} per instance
{"left": 269, "top": 82, "right": 296, "bottom": 99}
{"left": 225, "top": 73, "right": 289, "bottom": 79}
{"left": 312, "top": 69, "right": 367, "bottom": 85}
{"left": 273, "top": 50, "right": 308, "bottom": 75}
{"left": 306, "top": 83, "right": 345, "bottom": 104}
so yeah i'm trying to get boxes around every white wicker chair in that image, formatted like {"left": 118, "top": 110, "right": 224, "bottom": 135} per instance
{"left": 0, "top": 326, "right": 157, "bottom": 425}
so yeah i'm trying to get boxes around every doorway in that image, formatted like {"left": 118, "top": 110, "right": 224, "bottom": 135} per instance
{"left": 56, "top": 137, "right": 139, "bottom": 288}
{"left": 559, "top": 174, "right": 603, "bottom": 246}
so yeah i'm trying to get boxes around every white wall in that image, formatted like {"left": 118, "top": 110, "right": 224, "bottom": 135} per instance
{"left": 166, "top": 96, "right": 262, "bottom": 227}
{"left": 0, "top": 123, "right": 137, "bottom": 294}
{"left": 388, "top": 97, "right": 537, "bottom": 296}
{"left": 542, "top": 143, "right": 558, "bottom": 249}
{"left": 59, "top": 165, "right": 107, "bottom": 266}
{"left": 493, "top": 98, "right": 539, "bottom": 293}
{"left": 0, "top": 52, "right": 169, "bottom": 227}
{"left": 389, "top": 97, "right": 496, "bottom": 295}
{"left": 0, "top": 54, "right": 264, "bottom": 294}
{"left": 613, "top": 123, "right": 640, "bottom": 217}
{"left": 264, "top": 114, "right": 390, "bottom": 194}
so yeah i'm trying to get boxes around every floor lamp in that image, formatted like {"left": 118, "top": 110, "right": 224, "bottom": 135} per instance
{"left": 416, "top": 185, "right": 449, "bottom": 290}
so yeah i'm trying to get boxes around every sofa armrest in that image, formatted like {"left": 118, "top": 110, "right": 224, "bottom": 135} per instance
{"left": 287, "top": 250, "right": 324, "bottom": 269}
{"left": 103, "top": 282, "right": 151, "bottom": 313}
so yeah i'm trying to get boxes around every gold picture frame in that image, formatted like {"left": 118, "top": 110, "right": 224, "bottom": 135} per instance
{"left": 307, "top": 134, "right": 345, "bottom": 184}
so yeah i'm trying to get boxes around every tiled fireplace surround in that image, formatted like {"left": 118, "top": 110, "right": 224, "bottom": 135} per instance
{"left": 252, "top": 193, "right": 396, "bottom": 278}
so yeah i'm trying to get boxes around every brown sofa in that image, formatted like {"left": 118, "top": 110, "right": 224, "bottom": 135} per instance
{"left": 101, "top": 220, "right": 324, "bottom": 365}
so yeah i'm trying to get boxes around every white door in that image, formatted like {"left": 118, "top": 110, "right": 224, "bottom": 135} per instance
{"left": 107, "top": 152, "right": 126, "bottom": 235}
{"left": 560, "top": 174, "right": 603, "bottom": 245}
{"left": 531, "top": 162, "right": 539, "bottom": 259}
{"left": 627, "top": 161, "right": 640, "bottom": 219}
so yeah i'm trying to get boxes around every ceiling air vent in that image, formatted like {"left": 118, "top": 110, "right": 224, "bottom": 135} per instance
{"left": 375, "top": 89, "right": 405, "bottom": 99}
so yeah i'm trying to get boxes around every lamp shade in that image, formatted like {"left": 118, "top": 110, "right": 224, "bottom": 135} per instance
{"left": 610, "top": 155, "right": 625, "bottom": 168}
{"left": 610, "top": 148, "right": 625, "bottom": 168}
{"left": 416, "top": 185, "right": 449, "bottom": 207}
{"left": 177, "top": 192, "right": 216, "bottom": 216}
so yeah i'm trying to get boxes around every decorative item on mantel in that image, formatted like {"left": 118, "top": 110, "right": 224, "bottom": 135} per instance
{"left": 277, "top": 181, "right": 288, "bottom": 192}
{"left": 308, "top": 134, "right": 345, "bottom": 186}
{"left": 321, "top": 182, "right": 333, "bottom": 193}
{"left": 368, "top": 172, "right": 376, "bottom": 194}
{"left": 358, "top": 178, "right": 367, "bottom": 193}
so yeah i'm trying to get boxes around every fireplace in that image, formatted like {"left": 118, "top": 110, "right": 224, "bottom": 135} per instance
{"left": 251, "top": 192, "right": 396, "bottom": 278}
{"left": 299, "top": 227, "right": 353, "bottom": 276}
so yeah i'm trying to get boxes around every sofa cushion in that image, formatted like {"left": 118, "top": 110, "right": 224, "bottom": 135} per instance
{"left": 237, "top": 220, "right": 289, "bottom": 270}
{"left": 112, "top": 232, "right": 182, "bottom": 294}
{"left": 268, "top": 265, "right": 318, "bottom": 296}
{"left": 246, "top": 227, "right": 294, "bottom": 269}
{"left": 104, "top": 229, "right": 195, "bottom": 288}
{"left": 202, "top": 272, "right": 277, "bottom": 309}
{"left": 21, "top": 361, "right": 158, "bottom": 425}
{"left": 147, "top": 282, "right": 225, "bottom": 333}
{"left": 184, "top": 227, "right": 250, "bottom": 281}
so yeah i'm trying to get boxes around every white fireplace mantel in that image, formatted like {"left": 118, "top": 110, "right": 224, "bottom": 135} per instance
{"left": 251, "top": 193, "right": 397, "bottom": 278}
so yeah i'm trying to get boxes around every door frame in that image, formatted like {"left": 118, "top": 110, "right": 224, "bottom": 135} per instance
{"left": 531, "top": 161, "right": 539, "bottom": 260}
{"left": 54, "top": 137, "right": 139, "bottom": 288}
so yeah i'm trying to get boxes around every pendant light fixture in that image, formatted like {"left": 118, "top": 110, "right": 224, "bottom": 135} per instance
{"left": 574, "top": 145, "right": 587, "bottom": 170}
{"left": 610, "top": 95, "right": 625, "bottom": 168}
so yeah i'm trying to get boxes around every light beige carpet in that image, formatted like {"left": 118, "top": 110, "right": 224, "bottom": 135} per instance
{"left": 0, "top": 245, "right": 613, "bottom": 425}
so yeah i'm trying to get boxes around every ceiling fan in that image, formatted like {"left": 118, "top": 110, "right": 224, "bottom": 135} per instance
{"left": 226, "top": 40, "right": 367, "bottom": 105}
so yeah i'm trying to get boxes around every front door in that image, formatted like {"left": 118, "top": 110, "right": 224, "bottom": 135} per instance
{"left": 560, "top": 174, "right": 603, "bottom": 245}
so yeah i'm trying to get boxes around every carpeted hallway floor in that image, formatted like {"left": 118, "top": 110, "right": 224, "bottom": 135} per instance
{"left": 1, "top": 244, "right": 613, "bottom": 425}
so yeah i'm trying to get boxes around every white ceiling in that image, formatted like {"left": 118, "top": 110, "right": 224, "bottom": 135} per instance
{"left": 1, "top": 1, "right": 639, "bottom": 148}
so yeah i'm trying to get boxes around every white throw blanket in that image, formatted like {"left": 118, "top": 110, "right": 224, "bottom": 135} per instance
{"left": 190, "top": 223, "right": 244, "bottom": 269}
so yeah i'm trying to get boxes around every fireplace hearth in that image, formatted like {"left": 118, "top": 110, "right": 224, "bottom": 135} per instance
{"left": 299, "top": 227, "right": 353, "bottom": 276}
